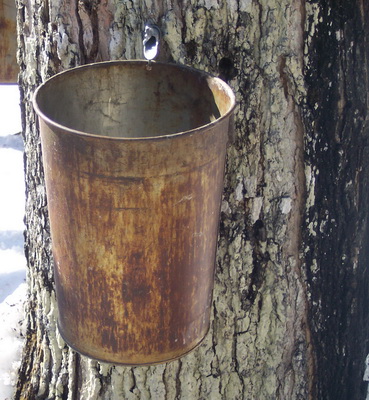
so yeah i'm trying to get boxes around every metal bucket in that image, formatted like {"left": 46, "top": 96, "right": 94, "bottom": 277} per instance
{"left": 33, "top": 60, "right": 235, "bottom": 365}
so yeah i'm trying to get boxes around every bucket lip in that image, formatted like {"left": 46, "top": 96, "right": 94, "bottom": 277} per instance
{"left": 33, "top": 60, "right": 236, "bottom": 142}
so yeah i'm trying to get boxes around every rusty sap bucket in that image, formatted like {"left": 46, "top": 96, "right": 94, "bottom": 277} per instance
{"left": 33, "top": 60, "right": 235, "bottom": 365}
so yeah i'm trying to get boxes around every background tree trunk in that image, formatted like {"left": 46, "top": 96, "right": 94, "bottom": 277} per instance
{"left": 15, "top": 0, "right": 369, "bottom": 399}
{"left": 0, "top": 0, "right": 18, "bottom": 82}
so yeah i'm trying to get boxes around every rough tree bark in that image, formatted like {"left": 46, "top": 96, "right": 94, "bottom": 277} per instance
{"left": 15, "top": 0, "right": 369, "bottom": 399}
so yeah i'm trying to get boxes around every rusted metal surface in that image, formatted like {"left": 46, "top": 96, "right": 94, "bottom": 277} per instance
{"left": 34, "top": 61, "right": 235, "bottom": 365}
{"left": 0, "top": 0, "right": 18, "bottom": 83}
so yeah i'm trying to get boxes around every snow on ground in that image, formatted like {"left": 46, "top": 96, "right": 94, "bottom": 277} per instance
{"left": 0, "top": 85, "right": 26, "bottom": 400}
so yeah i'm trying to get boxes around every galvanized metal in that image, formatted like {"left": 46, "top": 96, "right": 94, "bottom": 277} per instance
{"left": 0, "top": 0, "right": 18, "bottom": 83}
{"left": 143, "top": 24, "right": 160, "bottom": 60}
{"left": 33, "top": 60, "right": 235, "bottom": 365}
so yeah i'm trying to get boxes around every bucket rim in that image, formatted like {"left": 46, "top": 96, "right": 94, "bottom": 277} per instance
{"left": 33, "top": 60, "right": 236, "bottom": 142}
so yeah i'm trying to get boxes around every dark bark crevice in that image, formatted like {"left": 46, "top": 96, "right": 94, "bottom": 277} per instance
{"left": 303, "top": 1, "right": 369, "bottom": 398}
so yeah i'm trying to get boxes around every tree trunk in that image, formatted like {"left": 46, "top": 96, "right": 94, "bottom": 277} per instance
{"left": 15, "top": 0, "right": 369, "bottom": 399}
{"left": 0, "top": 0, "right": 18, "bottom": 82}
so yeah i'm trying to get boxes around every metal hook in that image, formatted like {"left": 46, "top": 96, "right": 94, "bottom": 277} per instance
{"left": 143, "top": 23, "right": 160, "bottom": 61}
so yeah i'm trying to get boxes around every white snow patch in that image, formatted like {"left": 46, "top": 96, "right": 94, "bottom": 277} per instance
{"left": 0, "top": 85, "right": 21, "bottom": 136}
{"left": 0, "top": 284, "right": 26, "bottom": 398}
{"left": 0, "top": 148, "right": 25, "bottom": 231}
{"left": 0, "top": 84, "right": 26, "bottom": 400}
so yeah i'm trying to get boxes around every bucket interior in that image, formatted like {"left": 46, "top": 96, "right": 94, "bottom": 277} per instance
{"left": 35, "top": 61, "right": 234, "bottom": 139}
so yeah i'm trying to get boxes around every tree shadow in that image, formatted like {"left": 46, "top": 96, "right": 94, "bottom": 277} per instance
{"left": 0, "top": 133, "right": 23, "bottom": 151}
{"left": 0, "top": 230, "right": 26, "bottom": 302}
{"left": 0, "top": 270, "right": 26, "bottom": 303}
{"left": 0, "top": 231, "right": 24, "bottom": 251}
